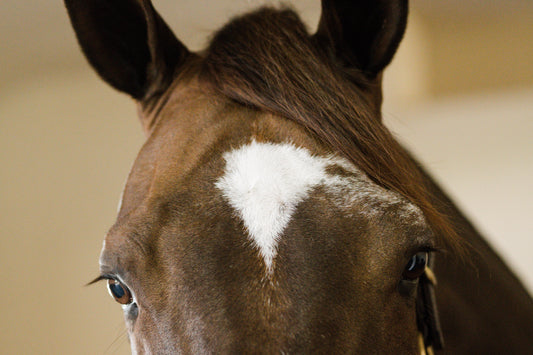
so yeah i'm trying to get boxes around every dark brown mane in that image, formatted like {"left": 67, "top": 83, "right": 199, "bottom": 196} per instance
{"left": 202, "top": 7, "right": 461, "bottom": 252}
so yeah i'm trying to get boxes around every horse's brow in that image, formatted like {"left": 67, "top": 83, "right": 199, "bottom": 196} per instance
{"left": 98, "top": 249, "right": 118, "bottom": 275}
{"left": 98, "top": 233, "right": 146, "bottom": 275}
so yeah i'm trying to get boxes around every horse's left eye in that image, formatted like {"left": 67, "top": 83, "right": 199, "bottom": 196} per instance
{"left": 402, "top": 252, "right": 428, "bottom": 280}
{"left": 107, "top": 279, "right": 133, "bottom": 305}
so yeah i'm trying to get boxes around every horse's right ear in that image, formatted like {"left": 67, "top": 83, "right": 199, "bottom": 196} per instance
{"left": 64, "top": 0, "right": 189, "bottom": 100}
{"left": 314, "top": 0, "right": 408, "bottom": 78}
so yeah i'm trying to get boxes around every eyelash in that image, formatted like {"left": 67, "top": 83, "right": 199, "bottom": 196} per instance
{"left": 87, "top": 274, "right": 115, "bottom": 286}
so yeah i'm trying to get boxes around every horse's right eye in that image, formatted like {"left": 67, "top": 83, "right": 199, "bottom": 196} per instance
{"left": 107, "top": 279, "right": 133, "bottom": 305}
{"left": 402, "top": 252, "right": 428, "bottom": 280}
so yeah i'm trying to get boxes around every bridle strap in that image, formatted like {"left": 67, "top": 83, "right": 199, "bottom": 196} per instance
{"left": 417, "top": 254, "right": 444, "bottom": 354}
{"left": 417, "top": 333, "right": 434, "bottom": 355}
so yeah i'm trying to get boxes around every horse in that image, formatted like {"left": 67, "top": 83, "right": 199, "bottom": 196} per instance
{"left": 65, "top": 0, "right": 533, "bottom": 353}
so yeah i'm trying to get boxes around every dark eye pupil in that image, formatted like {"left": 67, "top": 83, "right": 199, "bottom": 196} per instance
{"left": 403, "top": 252, "right": 428, "bottom": 280}
{"left": 109, "top": 282, "right": 125, "bottom": 298}
{"left": 107, "top": 279, "right": 132, "bottom": 304}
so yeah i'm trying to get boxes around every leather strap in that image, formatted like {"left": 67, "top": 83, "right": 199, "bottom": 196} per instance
{"left": 417, "top": 255, "right": 444, "bottom": 354}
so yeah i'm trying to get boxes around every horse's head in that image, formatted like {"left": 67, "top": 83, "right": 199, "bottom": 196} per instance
{"left": 67, "top": 0, "right": 445, "bottom": 353}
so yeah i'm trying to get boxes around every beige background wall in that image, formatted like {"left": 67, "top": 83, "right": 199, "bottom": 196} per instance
{"left": 1, "top": 1, "right": 532, "bottom": 353}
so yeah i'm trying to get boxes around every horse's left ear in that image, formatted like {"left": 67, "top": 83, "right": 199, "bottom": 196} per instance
{"left": 64, "top": 0, "right": 189, "bottom": 100}
{"left": 314, "top": 0, "right": 408, "bottom": 77}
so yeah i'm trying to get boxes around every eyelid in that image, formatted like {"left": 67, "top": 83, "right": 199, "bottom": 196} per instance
{"left": 403, "top": 245, "right": 441, "bottom": 262}
{"left": 424, "top": 245, "right": 444, "bottom": 256}
{"left": 421, "top": 245, "right": 441, "bottom": 253}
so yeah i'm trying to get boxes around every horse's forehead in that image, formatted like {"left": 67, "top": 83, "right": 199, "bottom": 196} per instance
{"left": 111, "top": 124, "right": 428, "bottom": 276}
{"left": 215, "top": 140, "right": 426, "bottom": 272}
